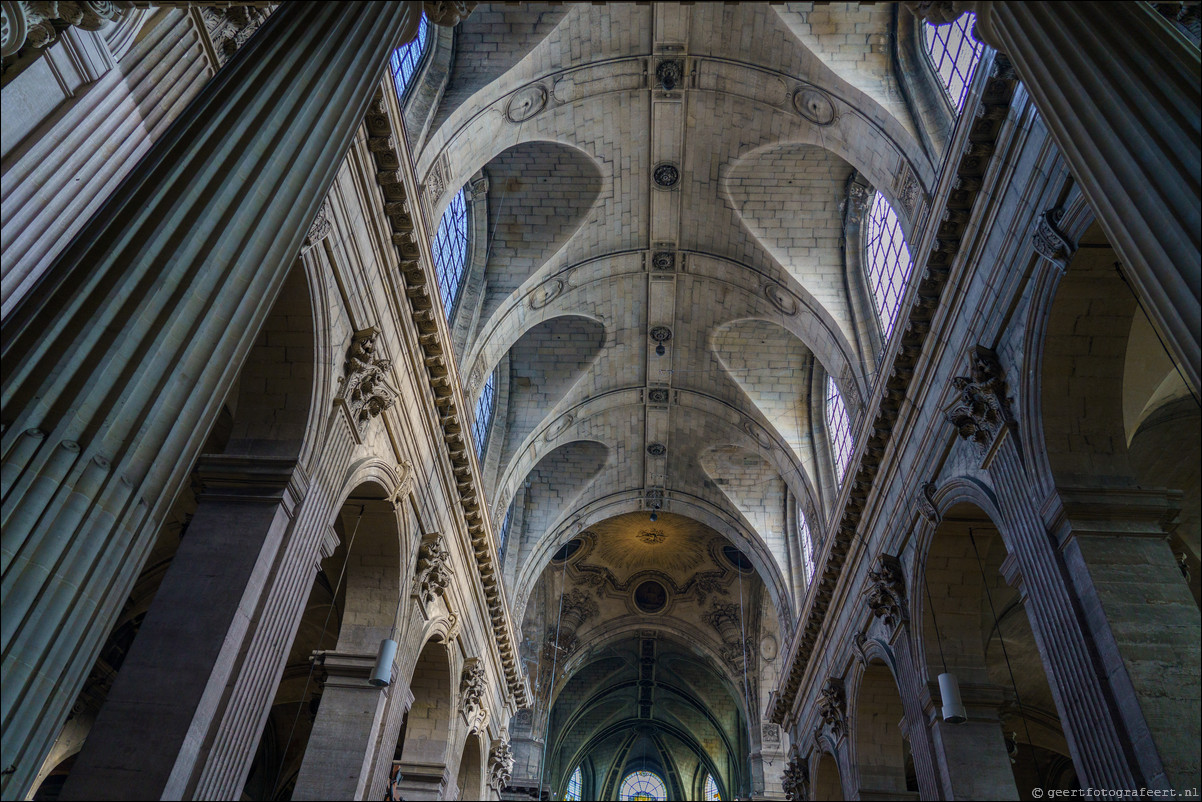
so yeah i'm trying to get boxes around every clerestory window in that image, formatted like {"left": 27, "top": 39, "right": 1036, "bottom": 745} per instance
{"left": 432, "top": 188, "right": 469, "bottom": 320}
{"left": 923, "top": 12, "right": 984, "bottom": 112}
{"left": 389, "top": 13, "right": 430, "bottom": 103}
{"left": 704, "top": 773, "right": 721, "bottom": 801}
{"left": 826, "top": 374, "right": 853, "bottom": 486}
{"left": 620, "top": 771, "right": 667, "bottom": 801}
{"left": 564, "top": 767, "right": 583, "bottom": 801}
{"left": 864, "top": 191, "right": 914, "bottom": 343}
{"left": 798, "top": 503, "right": 815, "bottom": 586}
{"left": 472, "top": 370, "right": 496, "bottom": 459}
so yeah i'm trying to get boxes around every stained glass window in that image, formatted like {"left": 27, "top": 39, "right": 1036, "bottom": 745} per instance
{"left": 704, "top": 773, "right": 721, "bottom": 801}
{"left": 826, "top": 375, "right": 853, "bottom": 485}
{"left": 923, "top": 12, "right": 984, "bottom": 112}
{"left": 798, "top": 504, "right": 815, "bottom": 586}
{"left": 620, "top": 771, "right": 667, "bottom": 801}
{"left": 432, "top": 188, "right": 468, "bottom": 320}
{"left": 472, "top": 370, "right": 496, "bottom": 458}
{"left": 564, "top": 767, "right": 582, "bottom": 801}
{"left": 864, "top": 191, "right": 914, "bottom": 343}
{"left": 389, "top": 13, "right": 430, "bottom": 102}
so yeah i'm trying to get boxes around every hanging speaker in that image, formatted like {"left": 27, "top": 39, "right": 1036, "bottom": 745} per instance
{"left": 370, "top": 638, "right": 398, "bottom": 687}
{"left": 938, "top": 672, "right": 968, "bottom": 723}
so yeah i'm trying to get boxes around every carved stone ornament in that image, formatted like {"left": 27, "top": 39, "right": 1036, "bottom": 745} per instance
{"left": 817, "top": 678, "right": 847, "bottom": 737}
{"left": 646, "top": 442, "right": 666, "bottom": 457}
{"left": 559, "top": 588, "right": 599, "bottom": 632}
{"left": 656, "top": 58, "right": 683, "bottom": 91}
{"left": 340, "top": 327, "right": 396, "bottom": 433}
{"left": 301, "top": 199, "right": 332, "bottom": 254}
{"left": 459, "top": 658, "right": 488, "bottom": 722}
{"left": 794, "top": 87, "right": 836, "bottom": 125}
{"left": 2, "top": 1, "right": 125, "bottom": 60}
{"left": 1032, "top": 205, "right": 1075, "bottom": 269}
{"left": 944, "top": 346, "right": 1015, "bottom": 463}
{"left": 412, "top": 533, "right": 453, "bottom": 610}
{"left": 649, "top": 325, "right": 673, "bottom": 343}
{"left": 917, "top": 480, "right": 940, "bottom": 525}
{"left": 423, "top": 1, "right": 478, "bottom": 27}
{"left": 652, "top": 162, "right": 679, "bottom": 188}
{"left": 845, "top": 179, "right": 871, "bottom": 223}
{"left": 900, "top": 1, "right": 974, "bottom": 25}
{"left": 647, "top": 387, "right": 670, "bottom": 404}
{"left": 488, "top": 733, "right": 515, "bottom": 791}
{"left": 200, "top": 5, "right": 272, "bottom": 65}
{"left": 651, "top": 250, "right": 676, "bottom": 270}
{"left": 703, "top": 601, "right": 744, "bottom": 644}
{"left": 782, "top": 751, "right": 810, "bottom": 801}
{"left": 863, "top": 553, "right": 907, "bottom": 628}
{"left": 638, "top": 529, "right": 666, "bottom": 545}
{"left": 506, "top": 83, "right": 547, "bottom": 123}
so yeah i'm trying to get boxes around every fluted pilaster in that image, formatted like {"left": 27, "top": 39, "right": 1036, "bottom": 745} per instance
{"left": 0, "top": 3, "right": 422, "bottom": 798}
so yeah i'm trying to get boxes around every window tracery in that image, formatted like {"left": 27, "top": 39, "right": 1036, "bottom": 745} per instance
{"left": 565, "top": 766, "right": 583, "bottom": 801}
{"left": 433, "top": 188, "right": 469, "bottom": 320}
{"left": 620, "top": 770, "right": 667, "bottom": 801}
{"left": 864, "top": 191, "right": 914, "bottom": 343}
{"left": 704, "top": 772, "right": 721, "bottom": 801}
{"left": 826, "top": 375, "right": 853, "bottom": 485}
{"left": 798, "top": 504, "right": 815, "bottom": 587}
{"left": 472, "top": 369, "right": 496, "bottom": 458}
{"left": 389, "top": 13, "right": 430, "bottom": 102}
{"left": 923, "top": 12, "right": 984, "bottom": 112}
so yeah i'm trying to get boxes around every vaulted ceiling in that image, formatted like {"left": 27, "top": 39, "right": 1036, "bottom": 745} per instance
{"left": 407, "top": 0, "right": 931, "bottom": 780}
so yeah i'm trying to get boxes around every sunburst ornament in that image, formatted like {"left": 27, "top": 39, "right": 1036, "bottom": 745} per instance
{"left": 637, "top": 529, "right": 667, "bottom": 545}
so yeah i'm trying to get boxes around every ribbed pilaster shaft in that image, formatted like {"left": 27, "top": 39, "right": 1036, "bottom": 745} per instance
{"left": 0, "top": 4, "right": 420, "bottom": 799}
{"left": 976, "top": 1, "right": 1201, "bottom": 391}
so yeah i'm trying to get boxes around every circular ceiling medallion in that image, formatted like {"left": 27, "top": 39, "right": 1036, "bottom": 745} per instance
{"left": 794, "top": 87, "right": 836, "bottom": 125}
{"left": 647, "top": 387, "right": 670, "bottom": 404}
{"left": 722, "top": 544, "right": 754, "bottom": 572}
{"left": 529, "top": 278, "right": 565, "bottom": 310}
{"left": 647, "top": 442, "right": 667, "bottom": 456}
{"left": 634, "top": 579, "right": 668, "bottom": 613}
{"left": 552, "top": 539, "right": 582, "bottom": 562}
{"left": 506, "top": 84, "right": 548, "bottom": 123}
{"left": 649, "top": 325, "right": 672, "bottom": 342}
{"left": 652, "top": 162, "right": 680, "bottom": 188}
{"left": 651, "top": 251, "right": 676, "bottom": 270}
{"left": 656, "top": 59, "right": 684, "bottom": 91}
{"left": 763, "top": 282, "right": 798, "bottom": 316}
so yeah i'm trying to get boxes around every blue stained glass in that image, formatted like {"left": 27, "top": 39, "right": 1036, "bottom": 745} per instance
{"left": 432, "top": 189, "right": 469, "bottom": 319}
{"left": 923, "top": 12, "right": 984, "bottom": 113}
{"left": 564, "top": 767, "right": 582, "bottom": 801}
{"left": 389, "top": 14, "right": 430, "bottom": 102}
{"left": 705, "top": 773, "right": 721, "bottom": 801}
{"left": 826, "top": 375, "right": 853, "bottom": 485}
{"left": 620, "top": 771, "right": 667, "bottom": 801}
{"left": 498, "top": 500, "right": 514, "bottom": 557}
{"left": 472, "top": 371, "right": 496, "bottom": 458}
{"left": 865, "top": 192, "right": 914, "bottom": 343}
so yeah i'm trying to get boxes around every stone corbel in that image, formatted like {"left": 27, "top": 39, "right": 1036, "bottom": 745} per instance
{"left": 917, "top": 480, "right": 941, "bottom": 525}
{"left": 816, "top": 677, "right": 848, "bottom": 740}
{"left": 1031, "top": 205, "right": 1075, "bottom": 270}
{"left": 459, "top": 657, "right": 489, "bottom": 732}
{"left": 336, "top": 326, "right": 397, "bottom": 441}
{"left": 863, "top": 553, "right": 908, "bottom": 630}
{"left": 487, "top": 732, "right": 514, "bottom": 792}
{"left": 781, "top": 748, "right": 810, "bottom": 801}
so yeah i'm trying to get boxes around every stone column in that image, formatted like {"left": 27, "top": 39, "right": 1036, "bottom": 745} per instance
{"left": 292, "top": 653, "right": 412, "bottom": 801}
{"left": 1050, "top": 487, "right": 1201, "bottom": 792}
{"left": 914, "top": 1, "right": 1201, "bottom": 391}
{"left": 0, "top": 4, "right": 423, "bottom": 799}
{"left": 58, "top": 455, "right": 306, "bottom": 801}
{"left": 926, "top": 682, "right": 1019, "bottom": 800}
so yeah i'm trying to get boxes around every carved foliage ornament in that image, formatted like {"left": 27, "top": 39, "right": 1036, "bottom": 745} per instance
{"left": 200, "top": 5, "right": 272, "bottom": 65}
{"left": 412, "top": 533, "right": 453, "bottom": 609}
{"left": 656, "top": 59, "right": 683, "bottom": 91}
{"left": 917, "top": 480, "right": 940, "bottom": 525}
{"left": 488, "top": 734, "right": 515, "bottom": 791}
{"left": 341, "top": 327, "right": 396, "bottom": 431}
{"left": 423, "top": 1, "right": 478, "bottom": 27}
{"left": 863, "top": 553, "right": 907, "bottom": 628}
{"left": 782, "top": 751, "right": 810, "bottom": 801}
{"left": 2, "top": 1, "right": 125, "bottom": 59}
{"left": 944, "top": 346, "right": 1014, "bottom": 460}
{"left": 817, "top": 678, "right": 847, "bottom": 737}
{"left": 301, "top": 199, "right": 332, "bottom": 254}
